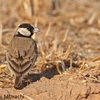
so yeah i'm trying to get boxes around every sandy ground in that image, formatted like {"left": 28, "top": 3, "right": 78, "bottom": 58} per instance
{"left": 0, "top": 66, "right": 100, "bottom": 100}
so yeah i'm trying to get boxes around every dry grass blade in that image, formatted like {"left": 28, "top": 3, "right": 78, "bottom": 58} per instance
{"left": 79, "top": 60, "right": 88, "bottom": 70}
{"left": 62, "top": 27, "right": 70, "bottom": 42}
{"left": 88, "top": 12, "right": 97, "bottom": 25}
{"left": 23, "top": 0, "right": 32, "bottom": 17}
{"left": 45, "top": 22, "right": 51, "bottom": 36}
{"left": 2, "top": 29, "right": 14, "bottom": 34}
{"left": 63, "top": 44, "right": 72, "bottom": 59}
{"left": 56, "top": 60, "right": 68, "bottom": 74}
{"left": 13, "top": 0, "right": 23, "bottom": 10}
{"left": 86, "top": 61, "right": 100, "bottom": 68}
{"left": 53, "top": 36, "right": 59, "bottom": 52}
{"left": 69, "top": 56, "right": 73, "bottom": 70}
{"left": 30, "top": 0, "right": 34, "bottom": 16}
{"left": 0, "top": 22, "right": 2, "bottom": 44}
{"left": 46, "top": 53, "right": 52, "bottom": 59}
{"left": 35, "top": 19, "right": 38, "bottom": 27}
{"left": 34, "top": 0, "right": 39, "bottom": 14}
{"left": 90, "top": 56, "right": 100, "bottom": 62}
{"left": 60, "top": 60, "right": 66, "bottom": 72}
{"left": 40, "top": 46, "right": 46, "bottom": 63}
{"left": 0, "top": 64, "right": 7, "bottom": 68}
{"left": 56, "top": 62, "right": 62, "bottom": 74}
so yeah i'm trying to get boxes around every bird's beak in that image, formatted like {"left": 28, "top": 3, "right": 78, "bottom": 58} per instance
{"left": 32, "top": 27, "right": 40, "bottom": 39}
{"left": 33, "top": 27, "right": 40, "bottom": 33}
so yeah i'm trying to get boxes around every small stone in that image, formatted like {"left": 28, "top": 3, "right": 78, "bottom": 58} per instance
{"left": 82, "top": 80, "right": 87, "bottom": 83}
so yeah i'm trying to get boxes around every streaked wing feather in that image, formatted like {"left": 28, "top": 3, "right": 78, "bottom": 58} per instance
{"left": 7, "top": 37, "right": 37, "bottom": 76}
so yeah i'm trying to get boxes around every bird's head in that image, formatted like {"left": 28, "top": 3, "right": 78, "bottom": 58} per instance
{"left": 15, "top": 23, "right": 39, "bottom": 38}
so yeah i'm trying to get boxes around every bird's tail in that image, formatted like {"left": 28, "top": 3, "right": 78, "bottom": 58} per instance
{"left": 14, "top": 76, "right": 23, "bottom": 89}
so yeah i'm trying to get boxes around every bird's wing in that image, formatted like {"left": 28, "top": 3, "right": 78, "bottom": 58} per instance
{"left": 6, "top": 37, "right": 38, "bottom": 76}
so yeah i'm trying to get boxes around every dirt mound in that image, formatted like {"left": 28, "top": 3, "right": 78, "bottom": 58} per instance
{"left": 0, "top": 66, "right": 99, "bottom": 100}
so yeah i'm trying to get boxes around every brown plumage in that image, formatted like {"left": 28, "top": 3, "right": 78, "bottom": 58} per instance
{"left": 6, "top": 23, "right": 39, "bottom": 89}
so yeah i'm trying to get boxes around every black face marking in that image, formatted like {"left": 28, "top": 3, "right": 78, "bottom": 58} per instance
{"left": 18, "top": 23, "right": 34, "bottom": 37}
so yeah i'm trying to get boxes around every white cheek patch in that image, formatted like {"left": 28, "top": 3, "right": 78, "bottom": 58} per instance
{"left": 17, "top": 28, "right": 31, "bottom": 36}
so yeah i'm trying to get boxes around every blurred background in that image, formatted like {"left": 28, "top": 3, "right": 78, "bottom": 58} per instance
{"left": 0, "top": 0, "right": 100, "bottom": 79}
{"left": 0, "top": 0, "right": 100, "bottom": 29}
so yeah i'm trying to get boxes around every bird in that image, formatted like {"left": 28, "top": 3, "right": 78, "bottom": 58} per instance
{"left": 6, "top": 23, "right": 39, "bottom": 89}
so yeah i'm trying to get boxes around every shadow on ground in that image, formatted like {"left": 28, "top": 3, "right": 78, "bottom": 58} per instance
{"left": 22, "top": 60, "right": 79, "bottom": 89}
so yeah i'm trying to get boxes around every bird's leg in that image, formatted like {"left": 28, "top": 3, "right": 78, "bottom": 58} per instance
{"left": 14, "top": 75, "right": 23, "bottom": 89}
